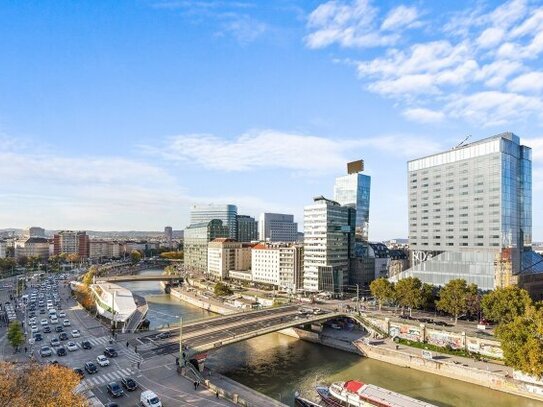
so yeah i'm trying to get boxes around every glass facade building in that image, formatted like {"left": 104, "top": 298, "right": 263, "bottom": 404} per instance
{"left": 236, "top": 215, "right": 258, "bottom": 242}
{"left": 190, "top": 204, "right": 238, "bottom": 239}
{"left": 258, "top": 213, "right": 298, "bottom": 242}
{"left": 334, "top": 172, "right": 371, "bottom": 244}
{"left": 395, "top": 132, "right": 533, "bottom": 291}
{"left": 184, "top": 219, "right": 230, "bottom": 273}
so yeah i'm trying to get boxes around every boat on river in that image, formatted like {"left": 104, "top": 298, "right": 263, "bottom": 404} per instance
{"left": 316, "top": 380, "right": 437, "bottom": 407}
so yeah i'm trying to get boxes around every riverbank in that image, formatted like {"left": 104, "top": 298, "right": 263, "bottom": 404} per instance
{"left": 170, "top": 287, "right": 237, "bottom": 315}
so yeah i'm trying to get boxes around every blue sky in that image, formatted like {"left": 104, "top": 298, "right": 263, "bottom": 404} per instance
{"left": 0, "top": 0, "right": 542, "bottom": 241}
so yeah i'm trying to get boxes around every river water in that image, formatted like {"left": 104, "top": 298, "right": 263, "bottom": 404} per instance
{"left": 119, "top": 269, "right": 543, "bottom": 407}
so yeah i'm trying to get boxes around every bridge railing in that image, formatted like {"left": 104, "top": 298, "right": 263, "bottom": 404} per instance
{"left": 352, "top": 313, "right": 388, "bottom": 339}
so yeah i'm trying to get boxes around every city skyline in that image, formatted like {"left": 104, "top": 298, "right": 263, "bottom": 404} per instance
{"left": 1, "top": 0, "right": 543, "bottom": 241}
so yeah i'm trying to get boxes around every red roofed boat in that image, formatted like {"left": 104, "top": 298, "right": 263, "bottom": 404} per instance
{"left": 316, "top": 380, "right": 437, "bottom": 407}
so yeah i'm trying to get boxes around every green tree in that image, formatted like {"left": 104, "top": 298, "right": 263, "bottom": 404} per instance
{"left": 482, "top": 286, "right": 532, "bottom": 324}
{"left": 17, "top": 256, "right": 28, "bottom": 268}
{"left": 7, "top": 321, "right": 25, "bottom": 350}
{"left": 130, "top": 250, "right": 142, "bottom": 265}
{"left": 496, "top": 305, "right": 543, "bottom": 376}
{"left": 370, "top": 278, "right": 394, "bottom": 310}
{"left": 436, "top": 279, "right": 473, "bottom": 324}
{"left": 214, "top": 282, "right": 233, "bottom": 297}
{"left": 394, "top": 277, "right": 424, "bottom": 316}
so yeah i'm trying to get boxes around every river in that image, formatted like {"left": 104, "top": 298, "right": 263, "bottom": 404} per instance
{"left": 119, "top": 269, "right": 543, "bottom": 407}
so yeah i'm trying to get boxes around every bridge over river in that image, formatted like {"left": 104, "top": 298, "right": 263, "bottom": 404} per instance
{"left": 96, "top": 275, "right": 184, "bottom": 283}
{"left": 135, "top": 305, "right": 351, "bottom": 359}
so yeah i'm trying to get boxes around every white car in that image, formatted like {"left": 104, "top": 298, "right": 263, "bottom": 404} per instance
{"left": 66, "top": 341, "right": 78, "bottom": 352}
{"left": 40, "top": 319, "right": 48, "bottom": 326}
{"left": 28, "top": 317, "right": 37, "bottom": 325}
{"left": 50, "top": 316, "right": 58, "bottom": 324}
{"left": 71, "top": 329, "right": 81, "bottom": 338}
{"left": 140, "top": 390, "right": 162, "bottom": 407}
{"left": 31, "top": 325, "right": 39, "bottom": 333}
{"left": 58, "top": 311, "right": 66, "bottom": 318}
{"left": 63, "top": 319, "right": 70, "bottom": 327}
{"left": 96, "top": 355, "right": 110, "bottom": 366}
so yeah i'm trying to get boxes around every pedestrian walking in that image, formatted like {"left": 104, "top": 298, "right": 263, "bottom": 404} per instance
{"left": 134, "top": 345, "right": 138, "bottom": 353}
{"left": 126, "top": 341, "right": 129, "bottom": 347}
{"left": 216, "top": 392, "right": 219, "bottom": 399}
{"left": 24, "top": 346, "right": 27, "bottom": 353}
{"left": 193, "top": 381, "right": 197, "bottom": 390}
{"left": 137, "top": 361, "right": 141, "bottom": 369}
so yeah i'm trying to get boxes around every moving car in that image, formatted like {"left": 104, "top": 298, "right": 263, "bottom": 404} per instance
{"left": 58, "top": 311, "right": 66, "bottom": 317}
{"left": 140, "top": 390, "right": 162, "bottom": 407}
{"left": 81, "top": 340, "right": 92, "bottom": 350}
{"left": 84, "top": 361, "right": 98, "bottom": 374}
{"left": 106, "top": 382, "right": 124, "bottom": 398}
{"left": 104, "top": 347, "right": 118, "bottom": 358}
{"left": 59, "top": 332, "right": 69, "bottom": 341}
{"left": 73, "top": 368, "right": 84, "bottom": 378}
{"left": 56, "top": 346, "right": 67, "bottom": 356}
{"left": 50, "top": 338, "right": 60, "bottom": 347}
{"left": 155, "top": 331, "right": 172, "bottom": 340}
{"left": 63, "top": 319, "right": 70, "bottom": 327}
{"left": 96, "top": 355, "right": 110, "bottom": 367}
{"left": 40, "top": 346, "right": 52, "bottom": 357}
{"left": 121, "top": 377, "right": 137, "bottom": 391}
{"left": 55, "top": 326, "right": 64, "bottom": 333}
{"left": 33, "top": 333, "right": 43, "bottom": 342}
{"left": 71, "top": 329, "right": 81, "bottom": 338}
{"left": 67, "top": 341, "right": 78, "bottom": 352}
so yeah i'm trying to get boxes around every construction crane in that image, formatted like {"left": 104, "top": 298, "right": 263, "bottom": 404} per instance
{"left": 453, "top": 135, "right": 471, "bottom": 149}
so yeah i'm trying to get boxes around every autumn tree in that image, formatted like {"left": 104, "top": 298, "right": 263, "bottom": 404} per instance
{"left": 160, "top": 251, "right": 184, "bottom": 260}
{"left": 130, "top": 250, "right": 142, "bottom": 264}
{"left": 394, "top": 277, "right": 424, "bottom": 316}
{"left": 7, "top": 321, "right": 25, "bottom": 350}
{"left": 482, "top": 286, "right": 532, "bottom": 324}
{"left": 370, "top": 278, "right": 395, "bottom": 310}
{"left": 496, "top": 305, "right": 543, "bottom": 376}
{"left": 0, "top": 361, "right": 87, "bottom": 407}
{"left": 436, "top": 279, "right": 474, "bottom": 324}
{"left": 66, "top": 253, "right": 80, "bottom": 264}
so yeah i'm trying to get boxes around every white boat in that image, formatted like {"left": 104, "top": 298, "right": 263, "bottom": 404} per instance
{"left": 317, "top": 380, "right": 437, "bottom": 407}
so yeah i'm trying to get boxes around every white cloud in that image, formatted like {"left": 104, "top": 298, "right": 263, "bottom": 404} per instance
{"left": 508, "top": 72, "right": 543, "bottom": 93}
{"left": 402, "top": 108, "right": 445, "bottom": 123}
{"left": 381, "top": 5, "right": 419, "bottom": 31}
{"left": 307, "top": 0, "right": 543, "bottom": 125}
{"left": 304, "top": 0, "right": 419, "bottom": 49}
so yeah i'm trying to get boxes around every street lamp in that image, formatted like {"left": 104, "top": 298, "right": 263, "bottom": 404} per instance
{"left": 178, "top": 315, "right": 184, "bottom": 366}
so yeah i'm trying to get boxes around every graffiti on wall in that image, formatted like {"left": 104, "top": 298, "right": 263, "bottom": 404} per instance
{"left": 389, "top": 324, "right": 421, "bottom": 342}
{"left": 467, "top": 339, "right": 503, "bottom": 358}
{"left": 426, "top": 330, "right": 463, "bottom": 349}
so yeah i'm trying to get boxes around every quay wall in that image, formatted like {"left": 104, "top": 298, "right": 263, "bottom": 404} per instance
{"left": 355, "top": 341, "right": 543, "bottom": 403}
{"left": 170, "top": 288, "right": 236, "bottom": 315}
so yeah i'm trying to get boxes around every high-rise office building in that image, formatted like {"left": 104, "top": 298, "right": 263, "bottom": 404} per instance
{"left": 236, "top": 215, "right": 258, "bottom": 242}
{"left": 164, "top": 226, "right": 173, "bottom": 249}
{"left": 26, "top": 226, "right": 46, "bottom": 238}
{"left": 394, "top": 132, "right": 543, "bottom": 292}
{"left": 303, "top": 196, "right": 354, "bottom": 293}
{"left": 190, "top": 204, "right": 238, "bottom": 239}
{"left": 334, "top": 159, "right": 371, "bottom": 244}
{"left": 184, "top": 220, "right": 229, "bottom": 273}
{"left": 53, "top": 231, "right": 89, "bottom": 258}
{"left": 258, "top": 213, "right": 298, "bottom": 242}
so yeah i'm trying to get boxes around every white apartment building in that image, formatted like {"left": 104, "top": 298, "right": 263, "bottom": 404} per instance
{"left": 207, "top": 238, "right": 251, "bottom": 279}
{"left": 251, "top": 243, "right": 303, "bottom": 290}
{"left": 0, "top": 240, "right": 6, "bottom": 258}
{"left": 303, "top": 196, "right": 353, "bottom": 293}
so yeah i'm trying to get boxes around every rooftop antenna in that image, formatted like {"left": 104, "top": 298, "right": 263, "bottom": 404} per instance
{"left": 454, "top": 135, "right": 471, "bottom": 149}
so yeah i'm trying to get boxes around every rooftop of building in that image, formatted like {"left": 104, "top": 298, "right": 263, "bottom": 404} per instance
{"left": 185, "top": 219, "right": 224, "bottom": 229}
{"left": 408, "top": 132, "right": 523, "bottom": 164}
{"left": 210, "top": 238, "right": 237, "bottom": 243}
{"left": 25, "top": 237, "right": 49, "bottom": 244}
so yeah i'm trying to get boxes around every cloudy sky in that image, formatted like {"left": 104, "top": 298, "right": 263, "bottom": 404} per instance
{"left": 0, "top": 0, "right": 542, "bottom": 241}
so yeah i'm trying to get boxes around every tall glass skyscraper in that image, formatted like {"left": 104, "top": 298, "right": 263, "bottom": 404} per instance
{"left": 394, "top": 132, "right": 538, "bottom": 291}
{"left": 190, "top": 204, "right": 238, "bottom": 239}
{"left": 334, "top": 160, "right": 371, "bottom": 246}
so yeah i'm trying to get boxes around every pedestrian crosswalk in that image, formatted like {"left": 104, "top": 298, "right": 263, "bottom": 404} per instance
{"left": 85, "top": 335, "right": 112, "bottom": 346}
{"left": 121, "top": 347, "right": 143, "bottom": 364}
{"left": 78, "top": 367, "right": 135, "bottom": 389}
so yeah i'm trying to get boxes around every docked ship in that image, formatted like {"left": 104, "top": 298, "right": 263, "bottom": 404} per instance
{"left": 316, "top": 380, "right": 437, "bottom": 407}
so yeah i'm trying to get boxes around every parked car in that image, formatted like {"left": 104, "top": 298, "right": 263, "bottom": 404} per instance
{"left": 67, "top": 341, "right": 78, "bottom": 352}
{"left": 73, "top": 368, "right": 84, "bottom": 378}
{"left": 33, "top": 333, "right": 43, "bottom": 342}
{"left": 155, "top": 331, "right": 172, "bottom": 340}
{"left": 43, "top": 326, "right": 51, "bottom": 333}
{"left": 59, "top": 332, "right": 69, "bottom": 341}
{"left": 106, "top": 382, "right": 124, "bottom": 398}
{"left": 40, "top": 346, "right": 52, "bottom": 357}
{"left": 56, "top": 346, "right": 67, "bottom": 357}
{"left": 55, "top": 326, "right": 64, "bottom": 333}
{"left": 71, "top": 329, "right": 81, "bottom": 338}
{"left": 50, "top": 338, "right": 60, "bottom": 347}
{"left": 121, "top": 377, "right": 137, "bottom": 391}
{"left": 96, "top": 355, "right": 110, "bottom": 366}
{"left": 85, "top": 361, "right": 98, "bottom": 374}
{"left": 63, "top": 319, "right": 71, "bottom": 327}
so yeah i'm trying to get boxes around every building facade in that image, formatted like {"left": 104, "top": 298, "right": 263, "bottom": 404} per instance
{"left": 26, "top": 227, "right": 46, "bottom": 238}
{"left": 258, "top": 213, "right": 298, "bottom": 242}
{"left": 190, "top": 204, "right": 238, "bottom": 239}
{"left": 185, "top": 220, "right": 229, "bottom": 273}
{"left": 236, "top": 215, "right": 258, "bottom": 242}
{"left": 207, "top": 238, "right": 251, "bottom": 279}
{"left": 164, "top": 226, "right": 173, "bottom": 249}
{"left": 303, "top": 196, "right": 353, "bottom": 293}
{"left": 14, "top": 237, "right": 50, "bottom": 259}
{"left": 0, "top": 240, "right": 6, "bottom": 258}
{"left": 395, "top": 132, "right": 537, "bottom": 291}
{"left": 89, "top": 240, "right": 123, "bottom": 260}
{"left": 53, "top": 231, "right": 90, "bottom": 258}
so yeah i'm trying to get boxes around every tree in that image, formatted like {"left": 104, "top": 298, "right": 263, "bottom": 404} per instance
{"left": 130, "top": 250, "right": 142, "bottom": 265}
{"left": 7, "top": 321, "right": 25, "bottom": 350}
{"left": 82, "top": 265, "right": 98, "bottom": 286}
{"left": 482, "top": 286, "right": 532, "bottom": 324}
{"left": 66, "top": 253, "right": 80, "bottom": 264}
{"left": 160, "top": 251, "right": 184, "bottom": 260}
{"left": 465, "top": 283, "right": 481, "bottom": 318}
{"left": 0, "top": 361, "right": 87, "bottom": 406}
{"left": 17, "top": 256, "right": 28, "bottom": 268}
{"left": 436, "top": 279, "right": 473, "bottom": 324}
{"left": 394, "top": 277, "right": 424, "bottom": 316}
{"left": 214, "top": 282, "right": 233, "bottom": 297}
{"left": 370, "top": 278, "right": 394, "bottom": 310}
{"left": 496, "top": 305, "right": 543, "bottom": 376}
